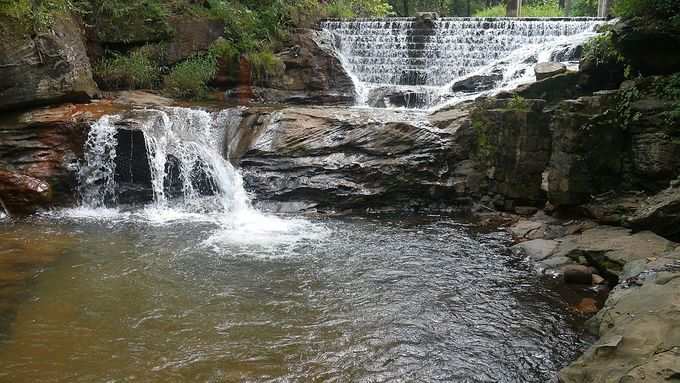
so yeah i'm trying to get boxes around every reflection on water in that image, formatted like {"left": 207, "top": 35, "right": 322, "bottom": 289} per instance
{"left": 0, "top": 215, "right": 589, "bottom": 382}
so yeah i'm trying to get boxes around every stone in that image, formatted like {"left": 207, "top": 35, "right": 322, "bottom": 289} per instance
{"left": 367, "top": 87, "right": 428, "bottom": 109}
{"left": 0, "top": 14, "right": 98, "bottom": 111}
{"left": 534, "top": 62, "right": 567, "bottom": 81}
{"left": 514, "top": 206, "right": 538, "bottom": 216}
{"left": 239, "top": 105, "right": 475, "bottom": 211}
{"left": 451, "top": 73, "right": 503, "bottom": 93}
{"left": 165, "top": 16, "right": 226, "bottom": 65}
{"left": 591, "top": 274, "right": 606, "bottom": 285}
{"left": 0, "top": 170, "right": 51, "bottom": 216}
{"left": 573, "top": 297, "right": 599, "bottom": 315}
{"left": 561, "top": 264, "right": 593, "bottom": 284}
{"left": 511, "top": 239, "right": 558, "bottom": 261}
{"left": 244, "top": 30, "right": 355, "bottom": 105}
{"left": 612, "top": 18, "right": 680, "bottom": 76}
{"left": 627, "top": 186, "right": 680, "bottom": 238}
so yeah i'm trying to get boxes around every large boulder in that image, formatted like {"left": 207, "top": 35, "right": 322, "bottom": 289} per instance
{"left": 451, "top": 72, "right": 503, "bottom": 93}
{"left": 247, "top": 30, "right": 355, "bottom": 105}
{"left": 0, "top": 14, "right": 98, "bottom": 111}
{"left": 534, "top": 62, "right": 566, "bottom": 81}
{"left": 239, "top": 105, "right": 474, "bottom": 211}
{"left": 0, "top": 170, "right": 51, "bottom": 216}
{"left": 612, "top": 18, "right": 680, "bottom": 76}
{"left": 164, "top": 16, "right": 226, "bottom": 65}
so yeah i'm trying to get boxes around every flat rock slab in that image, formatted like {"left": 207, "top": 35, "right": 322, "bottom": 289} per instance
{"left": 512, "top": 239, "right": 559, "bottom": 261}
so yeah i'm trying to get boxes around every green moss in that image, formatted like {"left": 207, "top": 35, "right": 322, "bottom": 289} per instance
{"left": 472, "top": 113, "right": 495, "bottom": 162}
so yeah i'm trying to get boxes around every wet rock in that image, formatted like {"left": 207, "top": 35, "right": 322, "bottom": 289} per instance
{"left": 534, "top": 62, "right": 566, "bottom": 81}
{"left": 0, "top": 14, "right": 98, "bottom": 111}
{"left": 572, "top": 297, "right": 599, "bottom": 315}
{"left": 366, "top": 87, "right": 429, "bottom": 109}
{"left": 561, "top": 264, "right": 593, "bottom": 285}
{"left": 0, "top": 102, "right": 120, "bottom": 212}
{"left": 451, "top": 72, "right": 503, "bottom": 93}
{"left": 514, "top": 206, "right": 538, "bottom": 216}
{"left": 512, "top": 239, "right": 558, "bottom": 261}
{"left": 592, "top": 274, "right": 606, "bottom": 285}
{"left": 0, "top": 171, "right": 51, "bottom": 216}
{"left": 513, "top": 71, "right": 584, "bottom": 105}
{"left": 239, "top": 105, "right": 474, "bottom": 211}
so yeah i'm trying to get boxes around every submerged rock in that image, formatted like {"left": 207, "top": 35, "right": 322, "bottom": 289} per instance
{"left": 0, "top": 170, "right": 51, "bottom": 216}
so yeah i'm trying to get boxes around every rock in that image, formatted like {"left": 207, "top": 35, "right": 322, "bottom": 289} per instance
{"left": 246, "top": 30, "right": 355, "bottom": 105}
{"left": 560, "top": 273, "right": 680, "bottom": 382}
{"left": 415, "top": 12, "right": 438, "bottom": 28}
{"left": 0, "top": 170, "right": 51, "bottom": 216}
{"left": 592, "top": 274, "right": 606, "bottom": 285}
{"left": 627, "top": 186, "right": 680, "bottom": 238}
{"left": 0, "top": 14, "right": 98, "bottom": 111}
{"left": 366, "top": 87, "right": 429, "bottom": 109}
{"left": 514, "top": 206, "right": 538, "bottom": 216}
{"left": 561, "top": 264, "right": 593, "bottom": 284}
{"left": 164, "top": 16, "right": 226, "bottom": 65}
{"left": 239, "top": 105, "right": 474, "bottom": 211}
{"left": 512, "top": 239, "right": 558, "bottom": 261}
{"left": 534, "top": 62, "right": 566, "bottom": 81}
{"left": 573, "top": 297, "right": 599, "bottom": 315}
{"left": 451, "top": 72, "right": 503, "bottom": 93}
{"left": 471, "top": 98, "right": 551, "bottom": 207}
{"left": 513, "top": 72, "right": 584, "bottom": 105}
{"left": 0, "top": 102, "right": 120, "bottom": 211}
{"left": 612, "top": 18, "right": 680, "bottom": 76}
{"left": 552, "top": 225, "right": 675, "bottom": 276}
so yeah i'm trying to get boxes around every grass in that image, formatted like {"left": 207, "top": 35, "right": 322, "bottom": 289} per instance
{"left": 94, "top": 47, "right": 161, "bottom": 90}
{"left": 163, "top": 54, "right": 217, "bottom": 99}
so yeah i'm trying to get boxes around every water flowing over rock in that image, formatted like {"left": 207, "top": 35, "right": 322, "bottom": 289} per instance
{"left": 321, "top": 17, "right": 604, "bottom": 108}
{"left": 78, "top": 107, "right": 252, "bottom": 213}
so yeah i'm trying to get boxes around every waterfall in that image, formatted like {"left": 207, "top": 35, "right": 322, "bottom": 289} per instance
{"left": 79, "top": 115, "right": 119, "bottom": 208}
{"left": 77, "top": 107, "right": 250, "bottom": 215}
{"left": 321, "top": 17, "right": 606, "bottom": 109}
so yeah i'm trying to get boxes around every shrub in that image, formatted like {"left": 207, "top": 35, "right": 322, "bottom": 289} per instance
{"left": 582, "top": 32, "right": 624, "bottom": 66}
{"left": 247, "top": 50, "right": 284, "bottom": 82}
{"left": 326, "top": 0, "right": 356, "bottom": 19}
{"left": 508, "top": 95, "right": 529, "bottom": 111}
{"left": 474, "top": 0, "right": 564, "bottom": 17}
{"left": 163, "top": 54, "right": 217, "bottom": 99}
{"left": 569, "top": 0, "right": 597, "bottom": 16}
{"left": 612, "top": 0, "right": 680, "bottom": 21}
{"left": 94, "top": 47, "right": 161, "bottom": 90}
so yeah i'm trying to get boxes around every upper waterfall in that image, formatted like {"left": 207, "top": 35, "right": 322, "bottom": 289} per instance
{"left": 321, "top": 17, "right": 606, "bottom": 109}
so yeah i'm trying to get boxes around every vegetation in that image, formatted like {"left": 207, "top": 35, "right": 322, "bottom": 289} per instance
{"left": 163, "top": 55, "right": 218, "bottom": 99}
{"left": 568, "top": 0, "right": 597, "bottom": 16}
{"left": 473, "top": 0, "right": 564, "bottom": 17}
{"left": 612, "top": 0, "right": 680, "bottom": 23}
{"left": 582, "top": 32, "right": 624, "bottom": 67}
{"left": 654, "top": 73, "right": 680, "bottom": 121}
{"left": 94, "top": 47, "right": 162, "bottom": 90}
{"left": 247, "top": 50, "right": 285, "bottom": 82}
{"left": 508, "top": 95, "right": 529, "bottom": 111}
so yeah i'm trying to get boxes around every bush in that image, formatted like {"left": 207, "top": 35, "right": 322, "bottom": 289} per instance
{"left": 508, "top": 95, "right": 529, "bottom": 111}
{"left": 326, "top": 0, "right": 356, "bottom": 19}
{"left": 163, "top": 55, "right": 217, "bottom": 99}
{"left": 247, "top": 50, "right": 284, "bottom": 82}
{"left": 569, "top": 0, "right": 597, "bottom": 16}
{"left": 612, "top": 0, "right": 680, "bottom": 21}
{"left": 582, "top": 32, "right": 624, "bottom": 66}
{"left": 94, "top": 47, "right": 161, "bottom": 90}
{"left": 474, "top": 0, "right": 564, "bottom": 17}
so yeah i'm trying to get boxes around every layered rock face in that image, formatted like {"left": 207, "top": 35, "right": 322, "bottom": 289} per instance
{"left": 239, "top": 106, "right": 472, "bottom": 211}
{"left": 0, "top": 15, "right": 98, "bottom": 111}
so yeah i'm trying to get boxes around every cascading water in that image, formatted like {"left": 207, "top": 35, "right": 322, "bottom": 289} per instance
{"left": 321, "top": 17, "right": 606, "bottom": 109}
{"left": 78, "top": 115, "right": 119, "bottom": 208}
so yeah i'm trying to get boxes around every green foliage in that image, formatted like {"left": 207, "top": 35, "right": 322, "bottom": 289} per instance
{"left": 474, "top": 0, "right": 564, "bottom": 17}
{"left": 210, "top": 38, "right": 240, "bottom": 62}
{"left": 163, "top": 55, "right": 217, "bottom": 99}
{"left": 508, "top": 95, "right": 529, "bottom": 111}
{"left": 569, "top": 0, "right": 597, "bottom": 16}
{"left": 612, "top": 0, "right": 680, "bottom": 23}
{"left": 654, "top": 73, "right": 680, "bottom": 121}
{"left": 582, "top": 33, "right": 624, "bottom": 66}
{"left": 0, "top": 0, "right": 79, "bottom": 31}
{"left": 325, "top": 0, "right": 356, "bottom": 19}
{"left": 616, "top": 83, "right": 641, "bottom": 129}
{"left": 473, "top": 4, "right": 505, "bottom": 17}
{"left": 247, "top": 50, "right": 284, "bottom": 81}
{"left": 94, "top": 47, "right": 161, "bottom": 90}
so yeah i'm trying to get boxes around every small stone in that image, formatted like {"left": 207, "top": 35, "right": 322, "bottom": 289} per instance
{"left": 592, "top": 274, "right": 606, "bottom": 285}
{"left": 573, "top": 297, "right": 599, "bottom": 315}
{"left": 515, "top": 206, "right": 538, "bottom": 216}
{"left": 561, "top": 264, "right": 593, "bottom": 284}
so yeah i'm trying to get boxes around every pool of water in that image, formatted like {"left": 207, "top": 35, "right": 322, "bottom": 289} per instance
{"left": 0, "top": 213, "right": 589, "bottom": 382}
